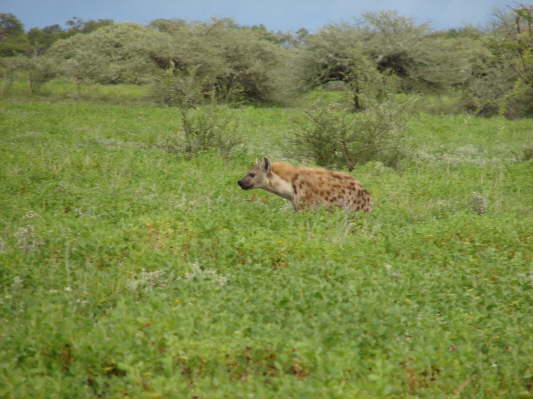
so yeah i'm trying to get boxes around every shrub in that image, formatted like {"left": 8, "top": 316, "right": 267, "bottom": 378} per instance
{"left": 149, "top": 18, "right": 289, "bottom": 105}
{"left": 288, "top": 98, "right": 412, "bottom": 170}
{"left": 25, "top": 56, "right": 57, "bottom": 94}
{"left": 48, "top": 23, "right": 169, "bottom": 85}
{"left": 0, "top": 56, "right": 21, "bottom": 95}
{"left": 159, "top": 105, "right": 243, "bottom": 160}
{"left": 0, "top": 55, "right": 57, "bottom": 95}
{"left": 461, "top": 6, "right": 533, "bottom": 118}
{"left": 59, "top": 50, "right": 109, "bottom": 95}
{"left": 500, "top": 80, "right": 533, "bottom": 120}
{"left": 151, "top": 65, "right": 211, "bottom": 107}
{"left": 459, "top": 57, "right": 513, "bottom": 117}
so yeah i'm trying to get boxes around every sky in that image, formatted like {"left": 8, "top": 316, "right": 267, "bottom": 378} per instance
{"left": 1, "top": 0, "right": 522, "bottom": 32}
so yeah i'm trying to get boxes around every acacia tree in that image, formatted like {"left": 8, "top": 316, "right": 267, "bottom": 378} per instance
{"left": 48, "top": 23, "right": 170, "bottom": 85}
{"left": 492, "top": 5, "right": 533, "bottom": 118}
{"left": 293, "top": 10, "right": 484, "bottom": 110}
{"left": 462, "top": 4, "right": 533, "bottom": 118}
{"left": 292, "top": 22, "right": 387, "bottom": 110}
{"left": 149, "top": 18, "right": 289, "bottom": 104}
{"left": 27, "top": 25, "right": 64, "bottom": 56}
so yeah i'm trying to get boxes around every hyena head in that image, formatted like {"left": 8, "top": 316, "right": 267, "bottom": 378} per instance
{"left": 237, "top": 157, "right": 272, "bottom": 190}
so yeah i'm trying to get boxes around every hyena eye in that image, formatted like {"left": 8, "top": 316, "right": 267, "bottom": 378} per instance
{"left": 248, "top": 173, "right": 256, "bottom": 178}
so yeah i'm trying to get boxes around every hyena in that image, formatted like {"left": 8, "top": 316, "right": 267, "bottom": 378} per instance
{"left": 237, "top": 158, "right": 372, "bottom": 212}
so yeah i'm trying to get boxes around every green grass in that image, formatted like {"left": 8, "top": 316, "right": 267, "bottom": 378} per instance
{"left": 0, "top": 99, "right": 532, "bottom": 398}
{"left": 1, "top": 79, "right": 150, "bottom": 104}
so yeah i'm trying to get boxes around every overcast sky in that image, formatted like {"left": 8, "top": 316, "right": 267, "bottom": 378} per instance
{"left": 1, "top": 0, "right": 522, "bottom": 32}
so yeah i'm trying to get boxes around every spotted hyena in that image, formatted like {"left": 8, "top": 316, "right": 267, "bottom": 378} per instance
{"left": 237, "top": 158, "right": 372, "bottom": 212}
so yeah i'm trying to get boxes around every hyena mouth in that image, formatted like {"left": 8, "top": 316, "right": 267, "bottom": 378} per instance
{"left": 237, "top": 180, "right": 252, "bottom": 190}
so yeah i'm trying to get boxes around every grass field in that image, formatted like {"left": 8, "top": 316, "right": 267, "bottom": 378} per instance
{"left": 0, "top": 96, "right": 532, "bottom": 398}
{"left": 1, "top": 79, "right": 151, "bottom": 105}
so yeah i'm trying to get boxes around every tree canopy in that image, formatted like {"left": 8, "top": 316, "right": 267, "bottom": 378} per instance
{"left": 1, "top": 7, "right": 532, "bottom": 117}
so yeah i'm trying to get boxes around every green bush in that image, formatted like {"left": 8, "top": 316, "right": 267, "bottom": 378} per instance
{"left": 48, "top": 23, "right": 169, "bottom": 85}
{"left": 460, "top": 6, "right": 533, "bottom": 119}
{"left": 288, "top": 98, "right": 412, "bottom": 170}
{"left": 159, "top": 105, "right": 244, "bottom": 159}
{"left": 461, "top": 58, "right": 533, "bottom": 119}
{"left": 295, "top": 11, "right": 479, "bottom": 97}
{"left": 149, "top": 19, "right": 289, "bottom": 105}
{"left": 460, "top": 53, "right": 516, "bottom": 117}
{"left": 0, "top": 55, "right": 57, "bottom": 95}
{"left": 25, "top": 56, "right": 57, "bottom": 94}
{"left": 500, "top": 80, "right": 533, "bottom": 120}
{"left": 150, "top": 65, "right": 211, "bottom": 107}
{"left": 0, "top": 56, "right": 20, "bottom": 95}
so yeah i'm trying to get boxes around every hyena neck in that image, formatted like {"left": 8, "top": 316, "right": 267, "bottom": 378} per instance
{"left": 271, "top": 162, "right": 297, "bottom": 180}
{"left": 264, "top": 172, "right": 294, "bottom": 201}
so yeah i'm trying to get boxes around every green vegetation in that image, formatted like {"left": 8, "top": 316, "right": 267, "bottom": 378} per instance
{"left": 1, "top": 4, "right": 532, "bottom": 397}
{"left": 289, "top": 97, "right": 411, "bottom": 170}
{"left": 161, "top": 105, "right": 244, "bottom": 160}
{"left": 0, "top": 94, "right": 532, "bottom": 397}
{"left": 1, "top": 5, "right": 532, "bottom": 115}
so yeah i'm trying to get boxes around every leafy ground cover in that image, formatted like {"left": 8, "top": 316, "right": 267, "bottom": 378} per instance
{"left": 0, "top": 99, "right": 532, "bottom": 398}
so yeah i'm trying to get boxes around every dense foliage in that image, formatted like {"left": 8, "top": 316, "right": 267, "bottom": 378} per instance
{"left": 47, "top": 23, "right": 168, "bottom": 85}
{"left": 148, "top": 18, "right": 290, "bottom": 104}
{"left": 0, "top": 6, "right": 532, "bottom": 112}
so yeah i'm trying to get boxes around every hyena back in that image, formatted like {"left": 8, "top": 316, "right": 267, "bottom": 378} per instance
{"left": 237, "top": 158, "right": 372, "bottom": 212}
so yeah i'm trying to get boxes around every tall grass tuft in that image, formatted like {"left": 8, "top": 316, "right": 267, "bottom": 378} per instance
{"left": 470, "top": 192, "right": 489, "bottom": 215}
{"left": 159, "top": 105, "right": 244, "bottom": 160}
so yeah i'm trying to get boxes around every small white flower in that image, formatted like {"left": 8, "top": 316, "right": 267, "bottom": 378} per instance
{"left": 182, "top": 263, "right": 229, "bottom": 287}
{"left": 127, "top": 269, "right": 166, "bottom": 292}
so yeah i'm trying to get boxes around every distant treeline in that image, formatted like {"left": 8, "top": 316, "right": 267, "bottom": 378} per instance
{"left": 0, "top": 7, "right": 531, "bottom": 117}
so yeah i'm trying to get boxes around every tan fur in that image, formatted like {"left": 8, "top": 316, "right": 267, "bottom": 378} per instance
{"left": 237, "top": 158, "right": 372, "bottom": 212}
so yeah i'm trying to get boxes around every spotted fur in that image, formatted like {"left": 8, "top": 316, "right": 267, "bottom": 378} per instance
{"left": 237, "top": 157, "right": 372, "bottom": 212}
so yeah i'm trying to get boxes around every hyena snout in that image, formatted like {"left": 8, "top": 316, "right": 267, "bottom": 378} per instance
{"left": 237, "top": 178, "right": 253, "bottom": 190}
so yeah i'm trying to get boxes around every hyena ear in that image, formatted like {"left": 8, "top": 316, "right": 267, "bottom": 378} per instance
{"left": 262, "top": 157, "right": 272, "bottom": 173}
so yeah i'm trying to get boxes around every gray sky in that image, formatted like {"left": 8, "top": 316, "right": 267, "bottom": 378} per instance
{"left": 1, "top": 0, "right": 523, "bottom": 32}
